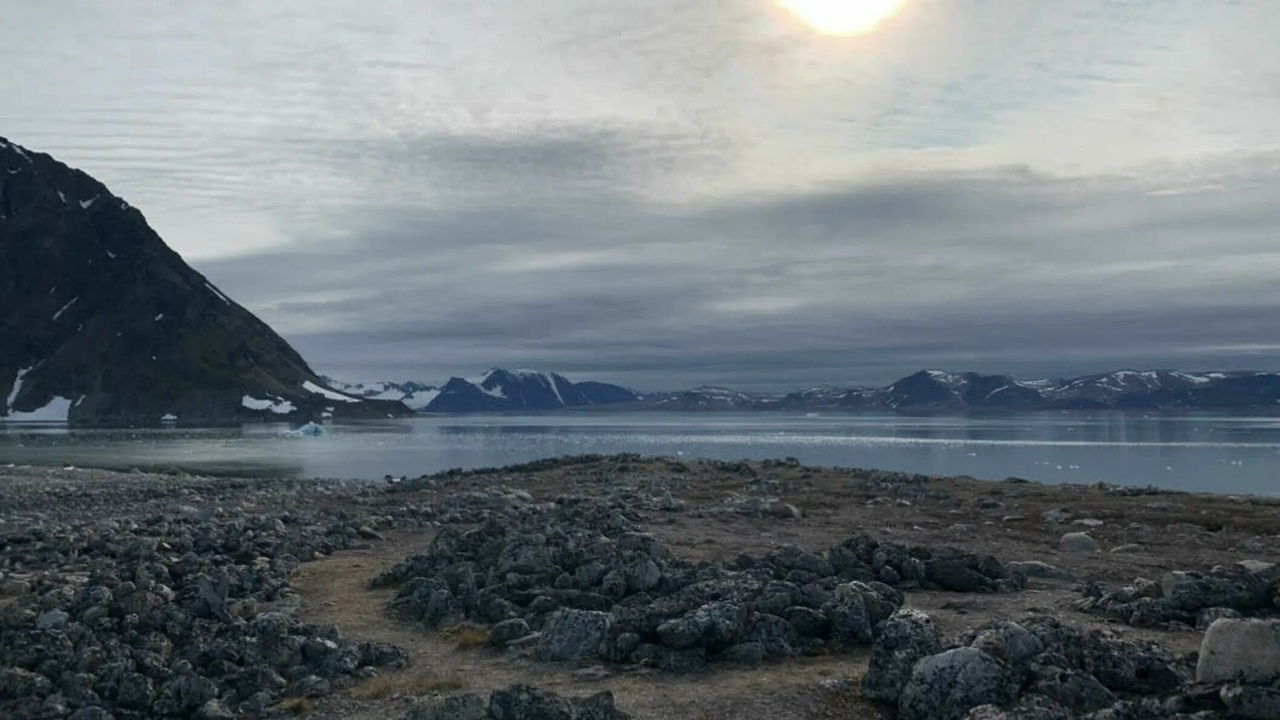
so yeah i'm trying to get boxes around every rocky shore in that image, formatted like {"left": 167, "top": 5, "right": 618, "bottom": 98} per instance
{"left": 2, "top": 455, "right": 1278, "bottom": 719}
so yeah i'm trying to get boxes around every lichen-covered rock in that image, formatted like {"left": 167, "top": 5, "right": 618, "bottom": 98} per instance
{"left": 536, "top": 610, "right": 611, "bottom": 662}
{"left": 863, "top": 609, "right": 943, "bottom": 704}
{"left": 900, "top": 647, "right": 1018, "bottom": 720}
{"left": 966, "top": 621, "right": 1044, "bottom": 674}
{"left": 1196, "top": 618, "right": 1280, "bottom": 684}
{"left": 1029, "top": 668, "right": 1117, "bottom": 714}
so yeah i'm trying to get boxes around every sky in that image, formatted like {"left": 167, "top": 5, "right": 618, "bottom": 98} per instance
{"left": 3, "top": 0, "right": 1280, "bottom": 390}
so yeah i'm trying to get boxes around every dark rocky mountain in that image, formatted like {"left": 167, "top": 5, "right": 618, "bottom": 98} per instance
{"left": 329, "top": 369, "right": 643, "bottom": 412}
{"left": 0, "top": 137, "right": 411, "bottom": 426}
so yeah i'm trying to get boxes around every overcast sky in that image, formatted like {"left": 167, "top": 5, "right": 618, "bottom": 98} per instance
{"left": 4, "top": 0, "right": 1280, "bottom": 390}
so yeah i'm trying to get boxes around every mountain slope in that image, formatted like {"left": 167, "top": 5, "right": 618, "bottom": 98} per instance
{"left": 0, "top": 136, "right": 411, "bottom": 425}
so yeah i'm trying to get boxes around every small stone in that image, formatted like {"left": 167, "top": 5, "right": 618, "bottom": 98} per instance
{"left": 1005, "top": 561, "right": 1076, "bottom": 583}
{"left": 195, "top": 699, "right": 236, "bottom": 720}
{"left": 1059, "top": 532, "right": 1099, "bottom": 553}
{"left": 1110, "top": 544, "right": 1142, "bottom": 554}
{"left": 1220, "top": 685, "right": 1280, "bottom": 720}
{"left": 490, "top": 618, "right": 533, "bottom": 648}
{"left": 1075, "top": 518, "right": 1104, "bottom": 527}
{"left": 356, "top": 526, "right": 385, "bottom": 541}
{"left": 1042, "top": 508, "right": 1072, "bottom": 524}
{"left": 1196, "top": 607, "right": 1242, "bottom": 631}
{"left": 36, "top": 609, "right": 70, "bottom": 630}
{"left": 407, "top": 694, "right": 488, "bottom": 720}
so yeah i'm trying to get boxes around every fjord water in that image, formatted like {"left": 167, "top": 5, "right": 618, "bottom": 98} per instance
{"left": 2, "top": 412, "right": 1278, "bottom": 494}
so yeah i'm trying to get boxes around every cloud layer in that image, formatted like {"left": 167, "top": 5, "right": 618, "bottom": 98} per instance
{"left": 4, "top": 1, "right": 1280, "bottom": 388}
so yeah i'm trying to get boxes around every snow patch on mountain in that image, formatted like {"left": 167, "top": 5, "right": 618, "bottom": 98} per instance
{"left": 302, "top": 380, "right": 361, "bottom": 403}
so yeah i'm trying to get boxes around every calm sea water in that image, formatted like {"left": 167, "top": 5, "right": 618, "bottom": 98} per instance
{"left": 2, "top": 412, "right": 1279, "bottom": 494}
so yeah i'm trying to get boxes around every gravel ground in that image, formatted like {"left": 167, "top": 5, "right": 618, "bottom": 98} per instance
{"left": 2, "top": 456, "right": 1278, "bottom": 720}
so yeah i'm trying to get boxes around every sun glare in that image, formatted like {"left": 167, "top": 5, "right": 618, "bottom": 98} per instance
{"left": 778, "top": 0, "right": 904, "bottom": 36}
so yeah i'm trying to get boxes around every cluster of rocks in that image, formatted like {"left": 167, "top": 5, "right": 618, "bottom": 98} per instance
{"left": 0, "top": 495, "right": 411, "bottom": 719}
{"left": 400, "top": 685, "right": 628, "bottom": 720}
{"left": 373, "top": 495, "right": 1025, "bottom": 672}
{"left": 862, "top": 609, "right": 1280, "bottom": 720}
{"left": 1077, "top": 560, "right": 1280, "bottom": 629}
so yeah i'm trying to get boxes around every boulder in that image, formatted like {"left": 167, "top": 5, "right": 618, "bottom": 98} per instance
{"left": 899, "top": 647, "right": 1018, "bottom": 720}
{"left": 1196, "top": 619, "right": 1280, "bottom": 684}
{"left": 863, "top": 609, "right": 943, "bottom": 704}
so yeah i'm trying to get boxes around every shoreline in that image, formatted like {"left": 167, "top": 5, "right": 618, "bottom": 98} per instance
{"left": 2, "top": 455, "right": 1277, "bottom": 719}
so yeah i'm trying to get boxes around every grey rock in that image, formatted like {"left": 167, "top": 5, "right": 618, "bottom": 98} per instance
{"left": 1042, "top": 509, "right": 1072, "bottom": 524}
{"left": 967, "top": 622, "right": 1043, "bottom": 671}
{"left": 289, "top": 675, "right": 331, "bottom": 698}
{"left": 195, "top": 699, "right": 236, "bottom": 720}
{"left": 406, "top": 694, "right": 489, "bottom": 720}
{"left": 116, "top": 673, "right": 155, "bottom": 711}
{"left": 656, "top": 601, "right": 745, "bottom": 652}
{"left": 1194, "top": 606, "right": 1242, "bottom": 631}
{"left": 1059, "top": 533, "right": 1099, "bottom": 553}
{"left": 490, "top": 618, "right": 534, "bottom": 648}
{"left": 1030, "top": 668, "right": 1116, "bottom": 713}
{"left": 964, "top": 695, "right": 1071, "bottom": 720}
{"left": 36, "top": 609, "right": 70, "bottom": 630}
{"left": 1220, "top": 685, "right": 1280, "bottom": 720}
{"left": 899, "top": 647, "right": 1017, "bottom": 720}
{"left": 536, "top": 610, "right": 611, "bottom": 662}
{"left": 863, "top": 609, "right": 943, "bottom": 704}
{"left": 0, "top": 578, "right": 31, "bottom": 597}
{"left": 1005, "top": 561, "right": 1077, "bottom": 583}
{"left": 571, "top": 691, "right": 630, "bottom": 720}
{"left": 488, "top": 684, "right": 573, "bottom": 720}
{"left": 68, "top": 708, "right": 115, "bottom": 720}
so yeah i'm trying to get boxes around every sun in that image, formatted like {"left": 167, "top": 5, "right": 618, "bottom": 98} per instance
{"left": 777, "top": 0, "right": 904, "bottom": 36}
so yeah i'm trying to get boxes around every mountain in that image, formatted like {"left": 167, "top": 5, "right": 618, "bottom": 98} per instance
{"left": 322, "top": 378, "right": 441, "bottom": 411}
{"left": 635, "top": 369, "right": 1280, "bottom": 413}
{"left": 327, "top": 369, "right": 643, "bottom": 412}
{"left": 333, "top": 367, "right": 1280, "bottom": 414}
{"left": 0, "top": 136, "right": 412, "bottom": 426}
{"left": 645, "top": 386, "right": 781, "bottom": 411}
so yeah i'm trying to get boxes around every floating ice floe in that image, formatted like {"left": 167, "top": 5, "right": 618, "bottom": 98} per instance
{"left": 282, "top": 421, "right": 326, "bottom": 438}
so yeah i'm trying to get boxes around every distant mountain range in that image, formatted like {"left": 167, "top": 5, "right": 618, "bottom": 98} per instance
{"left": 324, "top": 369, "right": 643, "bottom": 412}
{"left": 330, "top": 368, "right": 1280, "bottom": 413}
{"left": 0, "top": 136, "right": 411, "bottom": 426}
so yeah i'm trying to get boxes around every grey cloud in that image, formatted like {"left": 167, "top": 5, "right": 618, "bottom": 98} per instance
{"left": 196, "top": 130, "right": 1280, "bottom": 390}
